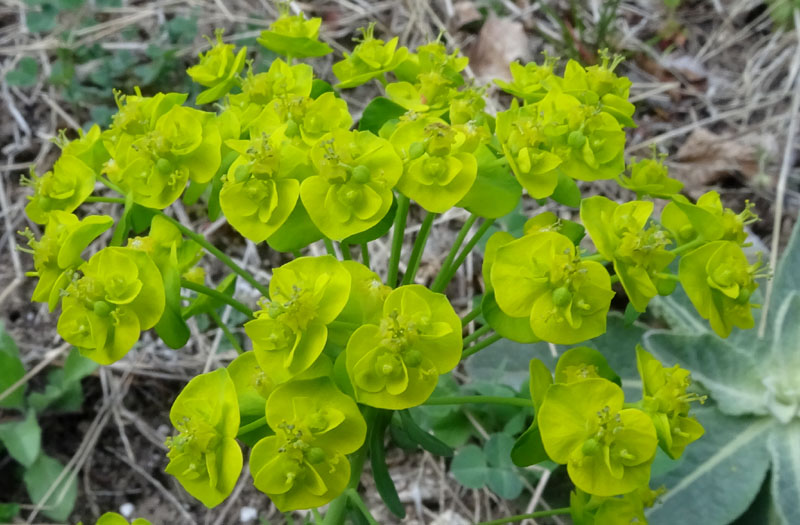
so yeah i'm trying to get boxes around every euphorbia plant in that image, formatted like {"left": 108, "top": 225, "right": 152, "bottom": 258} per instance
{"left": 19, "top": 5, "right": 769, "bottom": 524}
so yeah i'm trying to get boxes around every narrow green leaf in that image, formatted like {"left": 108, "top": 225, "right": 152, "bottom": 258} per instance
{"left": 369, "top": 410, "right": 405, "bottom": 518}
{"left": 398, "top": 410, "right": 454, "bottom": 457}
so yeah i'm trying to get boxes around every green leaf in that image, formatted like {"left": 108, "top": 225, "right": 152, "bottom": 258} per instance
{"left": 0, "top": 409, "right": 41, "bottom": 467}
{"left": 769, "top": 216, "right": 800, "bottom": 316}
{"left": 166, "top": 16, "right": 197, "bottom": 44}
{"left": 5, "top": 57, "right": 39, "bottom": 87}
{"left": 26, "top": 5, "right": 58, "bottom": 33}
{"left": 550, "top": 171, "right": 581, "bottom": 207}
{"left": 310, "top": 79, "right": 334, "bottom": 99}
{"left": 767, "top": 421, "right": 800, "bottom": 525}
{"left": 458, "top": 146, "right": 522, "bottom": 219}
{"left": 370, "top": 410, "right": 405, "bottom": 518}
{"left": 357, "top": 97, "right": 406, "bottom": 134}
{"left": 155, "top": 270, "right": 191, "bottom": 349}
{"left": 398, "top": 410, "right": 454, "bottom": 457}
{"left": 23, "top": 453, "right": 78, "bottom": 521}
{"left": 0, "top": 322, "right": 26, "bottom": 409}
{"left": 646, "top": 408, "right": 773, "bottom": 525}
{"left": 62, "top": 347, "right": 97, "bottom": 386}
{"left": 266, "top": 201, "right": 323, "bottom": 253}
{"left": 511, "top": 422, "right": 547, "bottom": 467}
{"left": 450, "top": 444, "right": 487, "bottom": 489}
{"left": 623, "top": 302, "right": 642, "bottom": 325}
{"left": 644, "top": 331, "right": 768, "bottom": 417}
{"left": 28, "top": 368, "right": 84, "bottom": 413}
{"left": 0, "top": 503, "right": 20, "bottom": 522}
{"left": 128, "top": 204, "right": 157, "bottom": 235}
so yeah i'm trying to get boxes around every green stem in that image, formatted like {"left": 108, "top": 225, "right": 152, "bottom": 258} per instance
{"left": 424, "top": 395, "right": 531, "bottom": 409}
{"left": 610, "top": 274, "right": 620, "bottom": 284}
{"left": 159, "top": 213, "right": 270, "bottom": 297}
{"left": 345, "top": 488, "right": 379, "bottom": 525}
{"left": 180, "top": 279, "right": 254, "bottom": 319}
{"left": 361, "top": 242, "right": 371, "bottom": 268}
{"left": 475, "top": 507, "right": 572, "bottom": 525}
{"left": 401, "top": 211, "right": 436, "bottom": 286}
{"left": 323, "top": 237, "right": 336, "bottom": 257}
{"left": 431, "top": 214, "right": 478, "bottom": 291}
{"left": 340, "top": 242, "right": 353, "bottom": 261}
{"left": 432, "top": 218, "right": 495, "bottom": 293}
{"left": 97, "top": 176, "right": 124, "bottom": 194}
{"left": 656, "top": 272, "right": 680, "bottom": 281}
{"left": 670, "top": 237, "right": 705, "bottom": 257}
{"left": 462, "top": 323, "right": 491, "bottom": 346}
{"left": 85, "top": 196, "right": 125, "bottom": 204}
{"left": 462, "top": 333, "right": 502, "bottom": 359}
{"left": 236, "top": 416, "right": 267, "bottom": 437}
{"left": 387, "top": 194, "right": 410, "bottom": 288}
{"left": 208, "top": 309, "right": 244, "bottom": 354}
{"left": 582, "top": 252, "right": 607, "bottom": 262}
{"left": 461, "top": 304, "right": 482, "bottom": 326}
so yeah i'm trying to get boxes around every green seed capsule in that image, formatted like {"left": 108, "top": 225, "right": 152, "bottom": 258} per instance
{"left": 352, "top": 165, "right": 371, "bottom": 184}
{"left": 93, "top": 301, "right": 112, "bottom": 317}
{"left": 552, "top": 286, "right": 573, "bottom": 308}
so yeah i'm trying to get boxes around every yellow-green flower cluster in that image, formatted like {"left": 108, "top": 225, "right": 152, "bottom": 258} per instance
{"left": 57, "top": 246, "right": 165, "bottom": 364}
{"left": 103, "top": 90, "right": 221, "bottom": 209}
{"left": 495, "top": 52, "right": 633, "bottom": 199}
{"left": 486, "top": 229, "right": 615, "bottom": 345}
{"left": 513, "top": 346, "right": 700, "bottom": 517}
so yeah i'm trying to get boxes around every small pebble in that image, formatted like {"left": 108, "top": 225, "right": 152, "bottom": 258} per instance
{"left": 239, "top": 506, "right": 258, "bottom": 523}
{"left": 119, "top": 503, "right": 135, "bottom": 518}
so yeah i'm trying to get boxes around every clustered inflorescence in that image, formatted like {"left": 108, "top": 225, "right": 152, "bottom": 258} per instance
{"left": 21, "top": 5, "right": 766, "bottom": 523}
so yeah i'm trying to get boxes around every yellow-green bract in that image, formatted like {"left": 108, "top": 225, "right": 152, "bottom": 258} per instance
{"left": 332, "top": 24, "right": 408, "bottom": 89}
{"left": 256, "top": 9, "right": 332, "bottom": 59}
{"left": 250, "top": 377, "right": 366, "bottom": 511}
{"left": 187, "top": 30, "right": 247, "bottom": 105}
{"left": 301, "top": 129, "right": 402, "bottom": 240}
{"left": 636, "top": 345, "right": 704, "bottom": 459}
{"left": 346, "top": 284, "right": 461, "bottom": 409}
{"left": 93, "top": 512, "right": 151, "bottom": 525}
{"left": 23, "top": 154, "right": 96, "bottom": 224}
{"left": 580, "top": 196, "right": 674, "bottom": 312}
{"left": 389, "top": 117, "right": 478, "bottom": 213}
{"left": 618, "top": 157, "right": 683, "bottom": 199}
{"left": 490, "top": 231, "right": 614, "bottom": 344}
{"left": 662, "top": 190, "right": 757, "bottom": 247}
{"left": 245, "top": 256, "right": 351, "bottom": 382}
{"left": 104, "top": 91, "right": 221, "bottom": 209}
{"left": 538, "top": 378, "right": 657, "bottom": 497}
{"left": 678, "top": 240, "right": 762, "bottom": 337}
{"left": 166, "top": 369, "right": 242, "bottom": 508}
{"left": 57, "top": 246, "right": 165, "bottom": 365}
{"left": 24, "top": 211, "right": 113, "bottom": 311}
